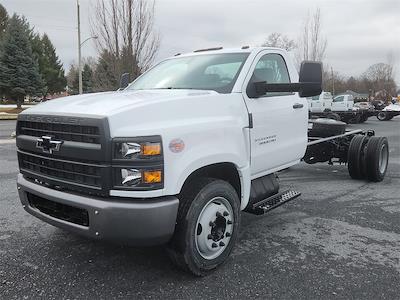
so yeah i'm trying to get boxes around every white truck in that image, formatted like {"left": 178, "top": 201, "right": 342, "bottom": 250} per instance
{"left": 307, "top": 91, "right": 333, "bottom": 113}
{"left": 309, "top": 93, "right": 371, "bottom": 123}
{"left": 16, "top": 47, "right": 389, "bottom": 276}
{"left": 377, "top": 102, "right": 400, "bottom": 121}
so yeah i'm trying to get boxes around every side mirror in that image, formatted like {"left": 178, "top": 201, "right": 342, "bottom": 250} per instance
{"left": 250, "top": 61, "right": 322, "bottom": 98}
{"left": 298, "top": 61, "right": 322, "bottom": 97}
{"left": 119, "top": 73, "right": 131, "bottom": 90}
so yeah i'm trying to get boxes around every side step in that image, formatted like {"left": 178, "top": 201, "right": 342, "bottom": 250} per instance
{"left": 247, "top": 190, "right": 301, "bottom": 215}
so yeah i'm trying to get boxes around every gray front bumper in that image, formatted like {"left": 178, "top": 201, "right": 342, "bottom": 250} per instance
{"left": 17, "top": 174, "right": 179, "bottom": 246}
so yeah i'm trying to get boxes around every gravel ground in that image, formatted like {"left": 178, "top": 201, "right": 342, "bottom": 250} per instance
{"left": 0, "top": 118, "right": 399, "bottom": 299}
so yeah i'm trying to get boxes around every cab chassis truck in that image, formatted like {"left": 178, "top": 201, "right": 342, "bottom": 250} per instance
{"left": 16, "top": 47, "right": 389, "bottom": 276}
{"left": 309, "top": 109, "right": 372, "bottom": 124}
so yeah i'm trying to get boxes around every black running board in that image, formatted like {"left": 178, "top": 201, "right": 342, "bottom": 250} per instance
{"left": 247, "top": 190, "right": 301, "bottom": 215}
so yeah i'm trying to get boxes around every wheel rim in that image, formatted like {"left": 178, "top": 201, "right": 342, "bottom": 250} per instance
{"left": 194, "top": 196, "right": 234, "bottom": 260}
{"left": 378, "top": 112, "right": 386, "bottom": 120}
{"left": 378, "top": 143, "right": 388, "bottom": 174}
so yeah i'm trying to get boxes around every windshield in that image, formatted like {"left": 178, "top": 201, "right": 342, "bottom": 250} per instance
{"left": 127, "top": 53, "right": 250, "bottom": 93}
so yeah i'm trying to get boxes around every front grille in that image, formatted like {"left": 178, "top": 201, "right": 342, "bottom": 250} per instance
{"left": 18, "top": 151, "right": 106, "bottom": 192}
{"left": 27, "top": 193, "right": 89, "bottom": 226}
{"left": 18, "top": 120, "right": 100, "bottom": 144}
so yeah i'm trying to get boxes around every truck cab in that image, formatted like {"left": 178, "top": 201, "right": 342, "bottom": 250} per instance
{"left": 332, "top": 94, "right": 354, "bottom": 112}
{"left": 14, "top": 47, "right": 338, "bottom": 275}
{"left": 307, "top": 91, "right": 333, "bottom": 113}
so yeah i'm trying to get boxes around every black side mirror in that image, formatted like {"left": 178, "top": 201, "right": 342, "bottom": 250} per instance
{"left": 120, "top": 73, "right": 131, "bottom": 90}
{"left": 298, "top": 61, "right": 322, "bottom": 97}
{"left": 250, "top": 61, "right": 322, "bottom": 98}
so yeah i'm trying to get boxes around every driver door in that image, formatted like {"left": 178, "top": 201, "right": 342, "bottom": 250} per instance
{"left": 242, "top": 51, "right": 308, "bottom": 178}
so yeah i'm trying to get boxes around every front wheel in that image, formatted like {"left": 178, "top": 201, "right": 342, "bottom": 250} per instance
{"left": 167, "top": 178, "right": 240, "bottom": 276}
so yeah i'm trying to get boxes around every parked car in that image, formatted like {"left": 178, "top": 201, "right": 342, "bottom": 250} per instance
{"left": 353, "top": 102, "right": 374, "bottom": 110}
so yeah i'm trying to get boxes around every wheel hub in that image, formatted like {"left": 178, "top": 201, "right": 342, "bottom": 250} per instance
{"left": 195, "top": 197, "right": 234, "bottom": 260}
{"left": 210, "top": 213, "right": 227, "bottom": 241}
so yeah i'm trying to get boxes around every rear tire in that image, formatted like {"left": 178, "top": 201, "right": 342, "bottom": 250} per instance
{"left": 365, "top": 137, "right": 389, "bottom": 182}
{"left": 349, "top": 114, "right": 361, "bottom": 124}
{"left": 377, "top": 111, "right": 388, "bottom": 121}
{"left": 167, "top": 178, "right": 240, "bottom": 276}
{"left": 326, "top": 112, "right": 341, "bottom": 121}
{"left": 348, "top": 135, "right": 367, "bottom": 179}
{"left": 359, "top": 114, "right": 368, "bottom": 123}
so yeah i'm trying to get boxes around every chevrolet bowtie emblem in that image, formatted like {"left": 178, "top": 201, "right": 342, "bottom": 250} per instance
{"left": 36, "top": 136, "right": 63, "bottom": 154}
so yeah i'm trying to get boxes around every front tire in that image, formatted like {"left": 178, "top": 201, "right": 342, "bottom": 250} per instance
{"left": 167, "top": 178, "right": 240, "bottom": 276}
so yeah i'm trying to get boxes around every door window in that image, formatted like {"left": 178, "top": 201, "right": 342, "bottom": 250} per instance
{"left": 247, "top": 53, "right": 291, "bottom": 98}
{"left": 333, "top": 96, "right": 344, "bottom": 102}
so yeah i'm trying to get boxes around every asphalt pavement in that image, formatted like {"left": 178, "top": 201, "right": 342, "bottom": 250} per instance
{"left": 0, "top": 118, "right": 399, "bottom": 299}
{"left": 0, "top": 120, "right": 15, "bottom": 139}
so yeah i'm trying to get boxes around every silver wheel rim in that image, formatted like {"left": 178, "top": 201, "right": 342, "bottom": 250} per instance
{"left": 194, "top": 197, "right": 234, "bottom": 260}
{"left": 378, "top": 112, "right": 386, "bottom": 120}
{"left": 379, "top": 143, "right": 388, "bottom": 174}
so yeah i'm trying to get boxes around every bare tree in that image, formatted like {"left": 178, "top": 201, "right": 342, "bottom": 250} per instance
{"left": 90, "top": 0, "right": 160, "bottom": 82}
{"left": 362, "top": 62, "right": 396, "bottom": 99}
{"left": 296, "top": 8, "right": 327, "bottom": 64}
{"left": 261, "top": 33, "right": 296, "bottom": 51}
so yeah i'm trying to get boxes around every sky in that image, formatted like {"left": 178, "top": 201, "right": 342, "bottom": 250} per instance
{"left": 2, "top": 0, "right": 400, "bottom": 84}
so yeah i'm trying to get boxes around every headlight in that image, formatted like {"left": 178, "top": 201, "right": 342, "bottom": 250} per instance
{"left": 112, "top": 136, "right": 164, "bottom": 190}
{"left": 114, "top": 137, "right": 162, "bottom": 160}
{"left": 120, "top": 168, "right": 162, "bottom": 185}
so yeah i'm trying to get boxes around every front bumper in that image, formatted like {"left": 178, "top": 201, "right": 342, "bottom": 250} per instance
{"left": 17, "top": 174, "right": 179, "bottom": 246}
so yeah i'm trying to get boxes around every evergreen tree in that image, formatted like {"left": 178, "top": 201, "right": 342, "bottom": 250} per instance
{"left": 0, "top": 4, "right": 8, "bottom": 40}
{"left": 82, "top": 64, "right": 93, "bottom": 93}
{"left": 67, "top": 63, "right": 93, "bottom": 95}
{"left": 93, "top": 50, "right": 118, "bottom": 92}
{"left": 32, "top": 33, "right": 66, "bottom": 96}
{"left": 67, "top": 64, "right": 79, "bottom": 95}
{"left": 0, "top": 14, "right": 45, "bottom": 107}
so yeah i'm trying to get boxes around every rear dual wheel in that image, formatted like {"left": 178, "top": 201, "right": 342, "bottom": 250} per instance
{"left": 348, "top": 135, "right": 367, "bottom": 179}
{"left": 167, "top": 178, "right": 240, "bottom": 276}
{"left": 365, "top": 137, "right": 389, "bottom": 182}
{"left": 348, "top": 136, "right": 389, "bottom": 182}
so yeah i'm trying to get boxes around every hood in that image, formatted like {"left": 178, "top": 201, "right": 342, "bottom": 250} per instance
{"left": 20, "top": 89, "right": 248, "bottom": 139}
{"left": 21, "top": 89, "right": 218, "bottom": 117}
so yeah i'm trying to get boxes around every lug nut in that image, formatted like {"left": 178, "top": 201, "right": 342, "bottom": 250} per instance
{"left": 226, "top": 232, "right": 231, "bottom": 237}
{"left": 223, "top": 211, "right": 229, "bottom": 216}
{"left": 227, "top": 220, "right": 233, "bottom": 225}
{"left": 211, "top": 242, "right": 218, "bottom": 248}
{"left": 219, "top": 241, "right": 225, "bottom": 247}
{"left": 207, "top": 234, "right": 213, "bottom": 240}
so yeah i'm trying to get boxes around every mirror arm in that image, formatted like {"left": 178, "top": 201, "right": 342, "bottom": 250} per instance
{"left": 254, "top": 81, "right": 322, "bottom": 95}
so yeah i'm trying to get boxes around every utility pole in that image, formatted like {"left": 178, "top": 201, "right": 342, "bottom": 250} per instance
{"left": 331, "top": 66, "right": 335, "bottom": 96}
{"left": 77, "top": 0, "right": 83, "bottom": 94}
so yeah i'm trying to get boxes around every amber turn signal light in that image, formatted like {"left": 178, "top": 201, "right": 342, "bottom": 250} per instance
{"left": 142, "top": 143, "right": 161, "bottom": 156}
{"left": 143, "top": 170, "right": 162, "bottom": 183}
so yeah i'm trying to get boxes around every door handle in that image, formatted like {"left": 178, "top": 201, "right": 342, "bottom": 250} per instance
{"left": 293, "top": 103, "right": 304, "bottom": 109}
